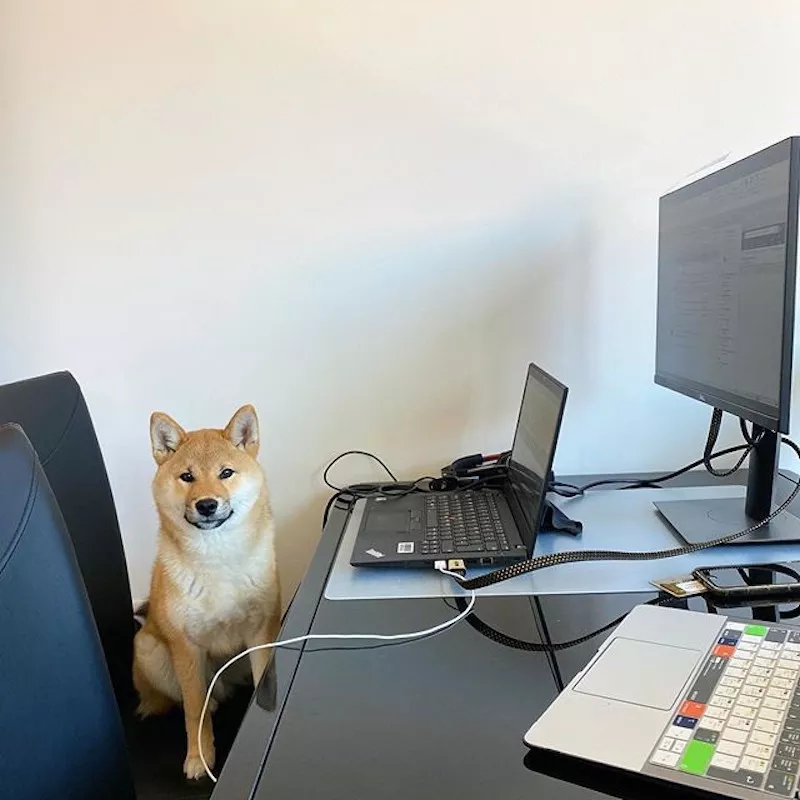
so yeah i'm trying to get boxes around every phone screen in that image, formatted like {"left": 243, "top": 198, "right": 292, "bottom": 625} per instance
{"left": 698, "top": 564, "right": 800, "bottom": 591}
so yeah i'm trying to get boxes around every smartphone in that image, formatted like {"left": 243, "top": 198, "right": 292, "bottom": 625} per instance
{"left": 693, "top": 563, "right": 800, "bottom": 602}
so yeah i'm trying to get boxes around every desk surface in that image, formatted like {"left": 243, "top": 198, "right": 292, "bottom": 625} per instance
{"left": 212, "top": 471, "right": 799, "bottom": 800}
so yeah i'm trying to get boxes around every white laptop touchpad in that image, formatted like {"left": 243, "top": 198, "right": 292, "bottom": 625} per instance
{"left": 575, "top": 637, "right": 701, "bottom": 710}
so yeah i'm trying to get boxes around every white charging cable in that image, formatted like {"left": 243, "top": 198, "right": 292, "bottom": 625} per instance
{"left": 197, "top": 567, "right": 474, "bottom": 782}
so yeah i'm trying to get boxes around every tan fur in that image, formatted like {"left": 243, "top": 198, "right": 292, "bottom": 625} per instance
{"left": 133, "top": 405, "right": 281, "bottom": 780}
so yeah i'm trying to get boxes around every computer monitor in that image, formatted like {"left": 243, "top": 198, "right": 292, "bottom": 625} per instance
{"left": 654, "top": 137, "right": 800, "bottom": 545}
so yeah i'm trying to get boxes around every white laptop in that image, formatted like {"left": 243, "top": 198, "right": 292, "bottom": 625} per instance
{"left": 524, "top": 604, "right": 800, "bottom": 799}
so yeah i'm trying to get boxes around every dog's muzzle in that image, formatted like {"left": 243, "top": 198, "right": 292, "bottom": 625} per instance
{"left": 185, "top": 507, "right": 234, "bottom": 531}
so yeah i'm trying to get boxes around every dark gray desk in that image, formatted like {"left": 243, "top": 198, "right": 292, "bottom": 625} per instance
{"left": 212, "top": 471, "right": 797, "bottom": 800}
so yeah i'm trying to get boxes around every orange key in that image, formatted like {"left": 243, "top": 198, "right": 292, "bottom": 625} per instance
{"left": 680, "top": 700, "right": 707, "bottom": 719}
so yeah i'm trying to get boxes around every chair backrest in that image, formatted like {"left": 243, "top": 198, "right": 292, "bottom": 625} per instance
{"left": 0, "top": 424, "right": 135, "bottom": 800}
{"left": 0, "top": 372, "right": 135, "bottom": 707}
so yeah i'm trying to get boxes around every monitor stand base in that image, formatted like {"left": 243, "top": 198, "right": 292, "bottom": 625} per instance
{"left": 654, "top": 497, "right": 800, "bottom": 546}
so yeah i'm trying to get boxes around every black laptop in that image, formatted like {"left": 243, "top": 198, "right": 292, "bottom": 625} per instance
{"left": 350, "top": 363, "right": 569, "bottom": 568}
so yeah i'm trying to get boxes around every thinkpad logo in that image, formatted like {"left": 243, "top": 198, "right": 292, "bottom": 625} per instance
{"left": 365, "top": 548, "right": 385, "bottom": 559}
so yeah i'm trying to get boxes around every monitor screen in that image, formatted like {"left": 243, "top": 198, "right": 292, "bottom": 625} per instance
{"left": 655, "top": 138, "right": 799, "bottom": 432}
{"left": 507, "top": 364, "right": 568, "bottom": 547}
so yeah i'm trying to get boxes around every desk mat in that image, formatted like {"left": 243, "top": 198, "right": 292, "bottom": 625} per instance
{"left": 324, "top": 485, "right": 800, "bottom": 600}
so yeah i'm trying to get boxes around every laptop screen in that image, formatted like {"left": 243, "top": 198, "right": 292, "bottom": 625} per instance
{"left": 506, "top": 364, "right": 569, "bottom": 551}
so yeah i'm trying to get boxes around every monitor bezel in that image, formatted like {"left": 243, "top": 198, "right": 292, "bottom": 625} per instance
{"left": 654, "top": 136, "right": 800, "bottom": 434}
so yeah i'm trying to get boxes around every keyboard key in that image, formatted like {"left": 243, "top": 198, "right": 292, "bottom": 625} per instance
{"left": 755, "top": 657, "right": 776, "bottom": 667}
{"left": 768, "top": 687, "right": 793, "bottom": 700}
{"left": 738, "top": 695, "right": 762, "bottom": 708}
{"left": 714, "top": 686, "right": 738, "bottom": 698}
{"left": 778, "top": 659, "right": 800, "bottom": 671}
{"left": 737, "top": 641, "right": 758, "bottom": 652}
{"left": 782, "top": 651, "right": 800, "bottom": 661}
{"left": 720, "top": 676, "right": 743, "bottom": 689}
{"left": 740, "top": 755, "right": 770, "bottom": 773}
{"left": 678, "top": 740, "right": 715, "bottom": 774}
{"left": 732, "top": 705, "right": 757, "bottom": 720}
{"left": 758, "top": 707, "right": 783, "bottom": 722}
{"left": 777, "top": 741, "right": 800, "bottom": 758}
{"left": 744, "top": 742, "right": 774, "bottom": 760}
{"left": 728, "top": 716, "right": 754, "bottom": 732}
{"left": 720, "top": 728, "right": 748, "bottom": 743}
{"left": 693, "top": 728, "right": 719, "bottom": 745}
{"left": 704, "top": 706, "right": 729, "bottom": 720}
{"left": 784, "top": 709, "right": 800, "bottom": 727}
{"left": 671, "top": 739, "right": 687, "bottom": 753}
{"left": 667, "top": 726, "right": 693, "bottom": 741}
{"left": 726, "top": 666, "right": 747, "bottom": 679}
{"left": 764, "top": 697, "right": 789, "bottom": 712}
{"left": 711, "top": 696, "right": 735, "bottom": 709}
{"left": 764, "top": 770, "right": 795, "bottom": 797}
{"left": 750, "top": 730, "right": 777, "bottom": 747}
{"left": 709, "top": 752, "right": 740, "bottom": 771}
{"left": 700, "top": 717, "right": 724, "bottom": 732}
{"left": 741, "top": 685, "right": 765, "bottom": 698}
{"left": 772, "top": 678, "right": 794, "bottom": 690}
{"left": 772, "top": 756, "right": 799, "bottom": 774}
{"left": 761, "top": 640, "right": 782, "bottom": 650}
{"left": 758, "top": 650, "right": 779, "bottom": 660}
{"left": 755, "top": 718, "right": 781, "bottom": 734}
{"left": 717, "top": 740, "right": 745, "bottom": 757}
{"left": 775, "top": 668, "right": 797, "bottom": 680}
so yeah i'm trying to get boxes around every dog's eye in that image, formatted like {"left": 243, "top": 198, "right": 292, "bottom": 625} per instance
{"left": 179, "top": 472, "right": 194, "bottom": 483}
{"left": 219, "top": 468, "right": 235, "bottom": 480}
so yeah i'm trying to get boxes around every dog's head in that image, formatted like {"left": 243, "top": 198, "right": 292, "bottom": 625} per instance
{"left": 149, "top": 405, "right": 265, "bottom": 532}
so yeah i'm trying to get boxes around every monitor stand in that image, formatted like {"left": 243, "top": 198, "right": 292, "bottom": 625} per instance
{"left": 654, "top": 428, "right": 800, "bottom": 546}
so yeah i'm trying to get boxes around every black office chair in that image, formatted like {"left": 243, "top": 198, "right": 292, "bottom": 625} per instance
{"left": 0, "top": 423, "right": 136, "bottom": 800}
{"left": 0, "top": 372, "right": 135, "bottom": 706}
{"left": 0, "top": 372, "right": 251, "bottom": 798}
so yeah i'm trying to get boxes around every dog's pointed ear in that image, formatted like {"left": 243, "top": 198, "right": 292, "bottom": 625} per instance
{"left": 225, "top": 404, "right": 259, "bottom": 456}
{"left": 150, "top": 412, "right": 186, "bottom": 464}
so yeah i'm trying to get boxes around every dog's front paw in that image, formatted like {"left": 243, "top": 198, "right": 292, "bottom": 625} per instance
{"left": 184, "top": 749, "right": 214, "bottom": 781}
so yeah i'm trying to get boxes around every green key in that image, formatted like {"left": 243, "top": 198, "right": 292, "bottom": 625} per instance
{"left": 745, "top": 625, "right": 768, "bottom": 637}
{"left": 679, "top": 741, "right": 715, "bottom": 775}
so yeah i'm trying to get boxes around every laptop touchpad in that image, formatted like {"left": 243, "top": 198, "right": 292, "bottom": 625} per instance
{"left": 575, "top": 638, "right": 700, "bottom": 710}
{"left": 367, "top": 507, "right": 409, "bottom": 533}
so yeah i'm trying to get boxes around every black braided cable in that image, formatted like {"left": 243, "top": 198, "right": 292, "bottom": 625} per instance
{"left": 457, "top": 436, "right": 800, "bottom": 591}
{"left": 703, "top": 409, "right": 762, "bottom": 478}
{"left": 453, "top": 595, "right": 686, "bottom": 652}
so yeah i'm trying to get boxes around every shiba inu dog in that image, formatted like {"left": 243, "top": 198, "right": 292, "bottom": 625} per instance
{"left": 133, "top": 405, "right": 281, "bottom": 779}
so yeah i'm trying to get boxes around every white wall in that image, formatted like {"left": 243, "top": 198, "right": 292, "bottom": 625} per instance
{"left": 4, "top": 1, "right": 800, "bottom": 604}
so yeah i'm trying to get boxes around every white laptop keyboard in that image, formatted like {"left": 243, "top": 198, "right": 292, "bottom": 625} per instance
{"left": 648, "top": 620, "right": 800, "bottom": 796}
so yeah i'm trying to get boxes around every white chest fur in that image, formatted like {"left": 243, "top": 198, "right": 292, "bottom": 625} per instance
{"left": 162, "top": 522, "right": 278, "bottom": 656}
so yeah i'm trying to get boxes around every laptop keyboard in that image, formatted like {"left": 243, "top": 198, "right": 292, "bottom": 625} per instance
{"left": 648, "top": 621, "right": 800, "bottom": 796}
{"left": 420, "top": 492, "right": 509, "bottom": 556}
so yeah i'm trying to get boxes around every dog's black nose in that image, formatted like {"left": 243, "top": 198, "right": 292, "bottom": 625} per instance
{"left": 195, "top": 498, "right": 219, "bottom": 517}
